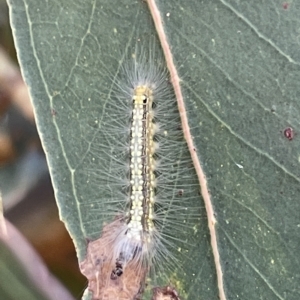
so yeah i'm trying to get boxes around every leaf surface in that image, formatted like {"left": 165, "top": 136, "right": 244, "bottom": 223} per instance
{"left": 7, "top": 0, "right": 300, "bottom": 299}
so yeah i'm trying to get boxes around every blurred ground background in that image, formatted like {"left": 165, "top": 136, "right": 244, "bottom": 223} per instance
{"left": 0, "top": 0, "right": 86, "bottom": 297}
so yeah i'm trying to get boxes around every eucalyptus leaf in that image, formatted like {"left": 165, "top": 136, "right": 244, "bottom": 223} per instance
{"left": 7, "top": 0, "right": 300, "bottom": 299}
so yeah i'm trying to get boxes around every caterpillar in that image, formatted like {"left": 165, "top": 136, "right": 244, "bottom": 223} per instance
{"left": 80, "top": 38, "right": 203, "bottom": 300}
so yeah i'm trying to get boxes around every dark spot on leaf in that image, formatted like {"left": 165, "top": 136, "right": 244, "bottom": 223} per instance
{"left": 283, "top": 127, "right": 294, "bottom": 140}
{"left": 282, "top": 2, "right": 289, "bottom": 9}
{"left": 152, "top": 285, "right": 181, "bottom": 300}
{"left": 110, "top": 258, "right": 123, "bottom": 279}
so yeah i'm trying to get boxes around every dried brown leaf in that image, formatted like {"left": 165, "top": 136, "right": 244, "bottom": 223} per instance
{"left": 80, "top": 219, "right": 147, "bottom": 300}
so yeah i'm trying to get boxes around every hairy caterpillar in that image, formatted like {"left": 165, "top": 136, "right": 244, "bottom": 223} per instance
{"left": 80, "top": 38, "right": 203, "bottom": 299}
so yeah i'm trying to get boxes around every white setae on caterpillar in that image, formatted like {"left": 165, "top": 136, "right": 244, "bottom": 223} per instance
{"left": 81, "top": 38, "right": 203, "bottom": 299}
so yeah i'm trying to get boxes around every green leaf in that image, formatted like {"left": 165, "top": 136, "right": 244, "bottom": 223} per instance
{"left": 0, "top": 240, "right": 49, "bottom": 300}
{"left": 0, "top": 221, "right": 75, "bottom": 300}
{"left": 7, "top": 0, "right": 300, "bottom": 299}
